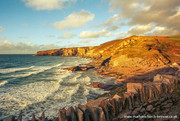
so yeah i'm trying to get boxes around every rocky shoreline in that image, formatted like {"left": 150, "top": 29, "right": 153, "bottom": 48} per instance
{"left": 4, "top": 63, "right": 180, "bottom": 121}
{"left": 4, "top": 35, "right": 180, "bottom": 121}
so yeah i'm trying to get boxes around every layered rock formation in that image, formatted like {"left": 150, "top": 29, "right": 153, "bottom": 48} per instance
{"left": 35, "top": 47, "right": 93, "bottom": 57}
{"left": 35, "top": 35, "right": 180, "bottom": 80}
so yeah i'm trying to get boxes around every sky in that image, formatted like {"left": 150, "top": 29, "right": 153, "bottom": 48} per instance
{"left": 0, "top": 0, "right": 179, "bottom": 54}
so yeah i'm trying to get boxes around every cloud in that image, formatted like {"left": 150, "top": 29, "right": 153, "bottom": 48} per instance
{"left": 79, "top": 29, "right": 112, "bottom": 38}
{"left": 0, "top": 37, "right": 5, "bottom": 40}
{"left": 0, "top": 40, "right": 61, "bottom": 54}
{"left": 80, "top": 38, "right": 95, "bottom": 43}
{"left": 0, "top": 26, "right": 5, "bottom": 32}
{"left": 147, "top": 26, "right": 180, "bottom": 36}
{"left": 109, "top": 0, "right": 180, "bottom": 35}
{"left": 97, "top": 14, "right": 121, "bottom": 31}
{"left": 53, "top": 10, "right": 95, "bottom": 30}
{"left": 59, "top": 33, "right": 76, "bottom": 39}
{"left": 126, "top": 24, "right": 154, "bottom": 36}
{"left": 22, "top": 0, "right": 76, "bottom": 10}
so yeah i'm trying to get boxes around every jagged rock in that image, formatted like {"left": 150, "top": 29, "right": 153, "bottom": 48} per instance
{"left": 38, "top": 112, "right": 46, "bottom": 121}
{"left": 31, "top": 114, "right": 36, "bottom": 121}
{"left": 66, "top": 107, "right": 77, "bottom": 121}
{"left": 86, "top": 97, "right": 107, "bottom": 107}
{"left": 5, "top": 115, "right": 15, "bottom": 121}
{"left": 97, "top": 107, "right": 106, "bottom": 121}
{"left": 17, "top": 110, "right": 22, "bottom": 121}
{"left": 109, "top": 99, "right": 117, "bottom": 116}
{"left": 127, "top": 83, "right": 143, "bottom": 93}
{"left": 78, "top": 104, "right": 87, "bottom": 113}
{"left": 58, "top": 108, "right": 67, "bottom": 121}
{"left": 123, "top": 93, "right": 133, "bottom": 110}
{"left": 74, "top": 107, "right": 84, "bottom": 121}
{"left": 86, "top": 106, "right": 99, "bottom": 121}
{"left": 99, "top": 100, "right": 109, "bottom": 120}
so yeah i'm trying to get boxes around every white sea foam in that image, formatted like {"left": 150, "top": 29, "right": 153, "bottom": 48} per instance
{"left": 0, "top": 69, "right": 70, "bottom": 119}
{"left": 0, "top": 80, "right": 8, "bottom": 87}
{"left": 0, "top": 66, "right": 34, "bottom": 74}
{"left": 8, "top": 63, "right": 64, "bottom": 78}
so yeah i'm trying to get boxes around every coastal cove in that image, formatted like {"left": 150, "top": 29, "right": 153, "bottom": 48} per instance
{"left": 0, "top": 55, "right": 116, "bottom": 120}
{"left": 2, "top": 35, "right": 180, "bottom": 121}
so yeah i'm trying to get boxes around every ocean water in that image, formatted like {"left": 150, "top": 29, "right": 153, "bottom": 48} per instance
{"left": 0, "top": 54, "right": 115, "bottom": 120}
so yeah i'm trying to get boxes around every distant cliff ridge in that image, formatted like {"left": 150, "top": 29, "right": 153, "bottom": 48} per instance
{"left": 35, "top": 47, "right": 93, "bottom": 57}
{"left": 35, "top": 35, "right": 180, "bottom": 78}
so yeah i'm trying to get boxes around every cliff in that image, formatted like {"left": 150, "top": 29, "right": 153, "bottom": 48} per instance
{"left": 35, "top": 47, "right": 93, "bottom": 57}
{"left": 35, "top": 35, "right": 180, "bottom": 80}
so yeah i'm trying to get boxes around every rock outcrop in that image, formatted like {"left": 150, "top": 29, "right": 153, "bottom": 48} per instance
{"left": 5, "top": 63, "right": 180, "bottom": 121}
{"left": 35, "top": 47, "right": 93, "bottom": 57}
{"left": 35, "top": 35, "right": 180, "bottom": 80}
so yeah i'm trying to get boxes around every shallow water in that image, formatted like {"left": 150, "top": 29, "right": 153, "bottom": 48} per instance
{"left": 0, "top": 55, "right": 115, "bottom": 120}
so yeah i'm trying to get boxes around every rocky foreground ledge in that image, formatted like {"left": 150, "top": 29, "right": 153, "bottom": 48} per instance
{"left": 4, "top": 63, "right": 180, "bottom": 121}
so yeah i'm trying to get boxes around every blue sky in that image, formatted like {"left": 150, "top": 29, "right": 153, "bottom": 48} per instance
{"left": 0, "top": 0, "right": 179, "bottom": 54}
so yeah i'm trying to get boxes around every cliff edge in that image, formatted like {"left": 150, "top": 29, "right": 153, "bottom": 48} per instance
{"left": 35, "top": 35, "right": 180, "bottom": 81}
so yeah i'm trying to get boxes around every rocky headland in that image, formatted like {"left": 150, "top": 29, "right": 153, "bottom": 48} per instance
{"left": 5, "top": 35, "right": 180, "bottom": 121}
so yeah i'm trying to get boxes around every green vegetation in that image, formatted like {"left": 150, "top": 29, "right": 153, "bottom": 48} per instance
{"left": 169, "top": 38, "right": 180, "bottom": 40}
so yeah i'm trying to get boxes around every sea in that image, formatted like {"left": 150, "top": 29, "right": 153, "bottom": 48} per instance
{"left": 0, "top": 54, "right": 115, "bottom": 120}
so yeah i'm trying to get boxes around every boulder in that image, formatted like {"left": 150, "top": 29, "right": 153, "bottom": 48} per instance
{"left": 127, "top": 83, "right": 143, "bottom": 93}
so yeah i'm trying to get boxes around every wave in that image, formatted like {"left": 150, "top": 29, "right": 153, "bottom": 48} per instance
{"left": 7, "top": 63, "right": 64, "bottom": 78}
{"left": 0, "top": 80, "right": 8, "bottom": 87}
{"left": 0, "top": 66, "right": 34, "bottom": 74}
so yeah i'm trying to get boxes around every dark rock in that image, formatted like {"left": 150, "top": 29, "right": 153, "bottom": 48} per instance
{"left": 5, "top": 115, "right": 15, "bottom": 121}
{"left": 31, "top": 114, "right": 36, "bottom": 121}
{"left": 78, "top": 104, "right": 87, "bottom": 113}
{"left": 17, "top": 110, "right": 22, "bottom": 121}
{"left": 140, "top": 108, "right": 145, "bottom": 113}
{"left": 38, "top": 112, "right": 46, "bottom": 121}
{"left": 99, "top": 100, "right": 109, "bottom": 120}
{"left": 66, "top": 107, "right": 77, "bottom": 121}
{"left": 146, "top": 105, "right": 153, "bottom": 112}
{"left": 97, "top": 107, "right": 106, "bottom": 121}
{"left": 86, "top": 106, "right": 98, "bottom": 121}
{"left": 75, "top": 107, "right": 84, "bottom": 121}
{"left": 58, "top": 108, "right": 67, "bottom": 121}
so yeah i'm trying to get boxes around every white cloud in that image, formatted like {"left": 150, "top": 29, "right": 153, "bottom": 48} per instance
{"left": 109, "top": 0, "right": 180, "bottom": 36}
{"left": 79, "top": 29, "right": 112, "bottom": 38}
{"left": 97, "top": 14, "right": 121, "bottom": 31}
{"left": 0, "top": 40, "right": 61, "bottom": 54}
{"left": 147, "top": 26, "right": 180, "bottom": 36}
{"left": 59, "top": 33, "right": 76, "bottom": 39}
{"left": 80, "top": 38, "right": 95, "bottom": 43}
{"left": 99, "top": 14, "right": 121, "bottom": 26}
{"left": 126, "top": 24, "right": 154, "bottom": 36}
{"left": 22, "top": 0, "right": 76, "bottom": 10}
{"left": 0, "top": 26, "right": 5, "bottom": 32}
{"left": 53, "top": 10, "right": 95, "bottom": 30}
{"left": 0, "top": 36, "right": 5, "bottom": 40}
